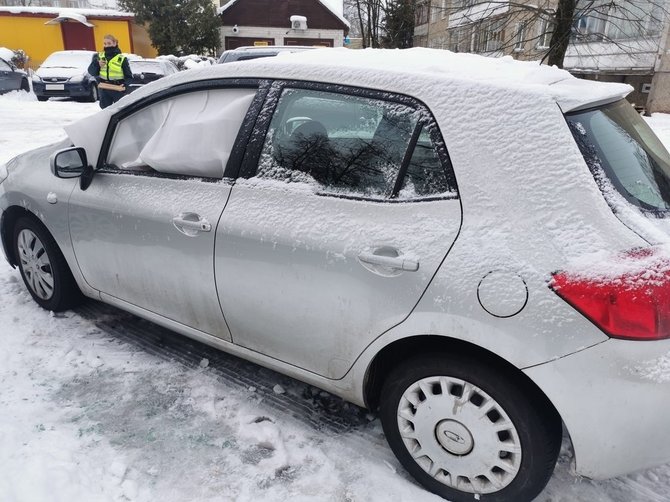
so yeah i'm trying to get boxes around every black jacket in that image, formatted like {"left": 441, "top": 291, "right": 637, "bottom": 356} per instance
{"left": 88, "top": 47, "right": 133, "bottom": 85}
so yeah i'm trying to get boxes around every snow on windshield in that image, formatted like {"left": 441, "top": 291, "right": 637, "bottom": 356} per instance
{"left": 129, "top": 61, "right": 163, "bottom": 74}
{"left": 41, "top": 52, "right": 91, "bottom": 70}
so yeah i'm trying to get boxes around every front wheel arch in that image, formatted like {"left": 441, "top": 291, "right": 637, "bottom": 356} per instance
{"left": 1, "top": 205, "right": 34, "bottom": 267}
{"left": 7, "top": 211, "right": 82, "bottom": 311}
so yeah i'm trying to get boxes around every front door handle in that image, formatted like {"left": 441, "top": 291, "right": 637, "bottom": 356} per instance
{"left": 358, "top": 251, "right": 419, "bottom": 272}
{"left": 172, "top": 213, "right": 211, "bottom": 236}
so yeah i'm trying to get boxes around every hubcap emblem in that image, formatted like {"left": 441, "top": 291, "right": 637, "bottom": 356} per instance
{"left": 435, "top": 419, "right": 474, "bottom": 456}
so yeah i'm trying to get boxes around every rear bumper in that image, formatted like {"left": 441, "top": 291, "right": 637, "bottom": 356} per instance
{"left": 524, "top": 338, "right": 670, "bottom": 479}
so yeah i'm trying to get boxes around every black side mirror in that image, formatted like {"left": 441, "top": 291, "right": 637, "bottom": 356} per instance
{"left": 50, "top": 147, "right": 88, "bottom": 179}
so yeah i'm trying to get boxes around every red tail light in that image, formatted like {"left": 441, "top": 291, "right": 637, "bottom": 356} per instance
{"left": 550, "top": 249, "right": 670, "bottom": 341}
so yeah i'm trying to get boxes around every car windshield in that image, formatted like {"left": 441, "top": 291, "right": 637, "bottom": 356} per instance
{"left": 41, "top": 52, "right": 90, "bottom": 70}
{"left": 567, "top": 99, "right": 670, "bottom": 212}
{"left": 129, "top": 61, "right": 164, "bottom": 74}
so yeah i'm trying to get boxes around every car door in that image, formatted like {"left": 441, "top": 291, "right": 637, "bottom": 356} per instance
{"left": 215, "top": 82, "right": 462, "bottom": 378}
{"left": 68, "top": 82, "right": 261, "bottom": 339}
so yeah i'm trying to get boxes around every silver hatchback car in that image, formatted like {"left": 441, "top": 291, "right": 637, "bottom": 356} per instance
{"left": 2, "top": 49, "right": 670, "bottom": 502}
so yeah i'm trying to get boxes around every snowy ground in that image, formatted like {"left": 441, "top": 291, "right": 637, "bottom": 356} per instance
{"left": 1, "top": 91, "right": 670, "bottom": 501}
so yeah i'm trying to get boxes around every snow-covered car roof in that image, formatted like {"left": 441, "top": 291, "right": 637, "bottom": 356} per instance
{"left": 0, "top": 47, "right": 15, "bottom": 62}
{"left": 109, "top": 48, "right": 631, "bottom": 115}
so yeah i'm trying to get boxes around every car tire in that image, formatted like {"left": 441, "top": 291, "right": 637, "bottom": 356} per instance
{"left": 379, "top": 353, "right": 561, "bottom": 502}
{"left": 13, "top": 216, "right": 82, "bottom": 312}
{"left": 36, "top": 96, "right": 48, "bottom": 102}
{"left": 20, "top": 78, "right": 30, "bottom": 92}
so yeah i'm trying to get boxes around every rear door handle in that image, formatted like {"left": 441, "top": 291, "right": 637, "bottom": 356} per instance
{"left": 358, "top": 252, "right": 419, "bottom": 272}
{"left": 172, "top": 213, "right": 211, "bottom": 236}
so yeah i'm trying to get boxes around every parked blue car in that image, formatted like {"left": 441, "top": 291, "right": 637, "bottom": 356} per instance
{"left": 32, "top": 50, "right": 98, "bottom": 102}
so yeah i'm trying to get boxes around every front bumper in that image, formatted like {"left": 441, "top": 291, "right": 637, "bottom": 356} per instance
{"left": 33, "top": 81, "right": 92, "bottom": 99}
{"left": 525, "top": 338, "right": 670, "bottom": 479}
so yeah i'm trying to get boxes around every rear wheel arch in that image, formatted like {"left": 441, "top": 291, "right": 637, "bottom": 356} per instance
{"left": 366, "top": 336, "right": 566, "bottom": 500}
{"left": 363, "top": 335, "right": 561, "bottom": 421}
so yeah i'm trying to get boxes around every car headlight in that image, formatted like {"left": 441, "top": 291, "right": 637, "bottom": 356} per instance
{"left": 69, "top": 74, "right": 84, "bottom": 83}
{"left": 0, "top": 163, "right": 8, "bottom": 184}
{"left": 32, "top": 75, "right": 42, "bottom": 82}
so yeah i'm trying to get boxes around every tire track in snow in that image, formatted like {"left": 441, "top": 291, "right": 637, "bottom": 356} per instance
{"left": 74, "top": 300, "right": 376, "bottom": 436}
{"left": 72, "top": 300, "right": 670, "bottom": 501}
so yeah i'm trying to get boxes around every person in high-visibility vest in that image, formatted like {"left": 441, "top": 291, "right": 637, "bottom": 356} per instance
{"left": 87, "top": 34, "right": 133, "bottom": 109}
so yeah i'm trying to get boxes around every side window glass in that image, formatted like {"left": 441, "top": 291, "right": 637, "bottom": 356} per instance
{"left": 0, "top": 59, "right": 11, "bottom": 71}
{"left": 397, "top": 124, "right": 453, "bottom": 199}
{"left": 106, "top": 88, "right": 256, "bottom": 178}
{"left": 257, "top": 88, "right": 421, "bottom": 199}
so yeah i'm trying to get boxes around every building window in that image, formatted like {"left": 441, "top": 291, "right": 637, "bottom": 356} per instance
{"left": 537, "top": 17, "right": 553, "bottom": 48}
{"left": 416, "top": 1, "right": 429, "bottom": 25}
{"left": 431, "top": 3, "right": 440, "bottom": 23}
{"left": 575, "top": 12, "right": 607, "bottom": 40}
{"left": 470, "top": 22, "right": 483, "bottom": 53}
{"left": 449, "top": 26, "right": 467, "bottom": 52}
{"left": 604, "top": 0, "right": 663, "bottom": 40}
{"left": 571, "top": 0, "right": 664, "bottom": 42}
{"left": 485, "top": 19, "right": 504, "bottom": 52}
{"left": 514, "top": 22, "right": 526, "bottom": 51}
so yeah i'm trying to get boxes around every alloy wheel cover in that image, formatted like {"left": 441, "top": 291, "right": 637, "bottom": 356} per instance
{"left": 17, "top": 229, "right": 55, "bottom": 301}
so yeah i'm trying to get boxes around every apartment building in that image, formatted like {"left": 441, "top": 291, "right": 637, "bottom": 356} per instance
{"left": 414, "top": 0, "right": 670, "bottom": 111}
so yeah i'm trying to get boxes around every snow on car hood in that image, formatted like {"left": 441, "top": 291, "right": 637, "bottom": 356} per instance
{"left": 37, "top": 66, "right": 86, "bottom": 79}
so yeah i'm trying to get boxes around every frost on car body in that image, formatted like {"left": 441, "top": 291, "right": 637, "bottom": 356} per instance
{"left": 2, "top": 48, "right": 670, "bottom": 502}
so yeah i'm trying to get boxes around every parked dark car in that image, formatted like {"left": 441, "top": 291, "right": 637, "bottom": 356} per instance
{"left": 218, "top": 45, "right": 316, "bottom": 64}
{"left": 32, "top": 50, "right": 98, "bottom": 102}
{"left": 126, "top": 58, "right": 179, "bottom": 93}
{"left": 0, "top": 56, "right": 29, "bottom": 94}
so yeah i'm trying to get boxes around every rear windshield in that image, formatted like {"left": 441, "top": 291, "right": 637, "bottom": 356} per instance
{"left": 567, "top": 100, "right": 670, "bottom": 212}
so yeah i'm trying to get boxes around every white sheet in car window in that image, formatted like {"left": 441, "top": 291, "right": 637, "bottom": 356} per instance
{"left": 137, "top": 89, "right": 255, "bottom": 178}
{"left": 103, "top": 88, "right": 255, "bottom": 178}
{"left": 64, "top": 107, "right": 115, "bottom": 167}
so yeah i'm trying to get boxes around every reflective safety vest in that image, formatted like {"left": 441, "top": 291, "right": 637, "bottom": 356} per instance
{"left": 99, "top": 52, "right": 126, "bottom": 81}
